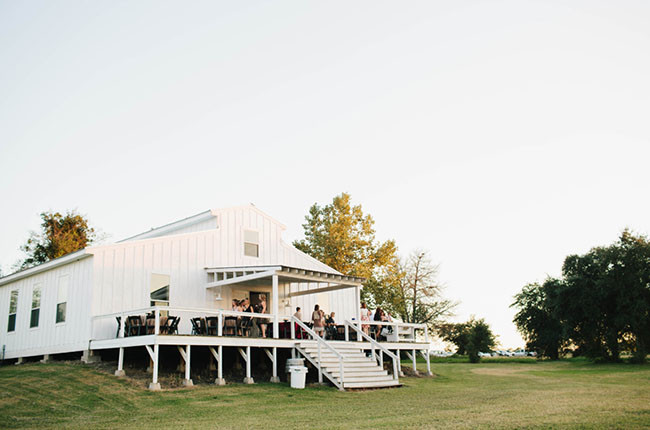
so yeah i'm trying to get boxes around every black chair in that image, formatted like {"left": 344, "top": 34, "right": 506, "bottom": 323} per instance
{"left": 206, "top": 316, "right": 218, "bottom": 336}
{"left": 162, "top": 316, "right": 180, "bottom": 335}
{"left": 190, "top": 317, "right": 206, "bottom": 335}
{"left": 335, "top": 325, "right": 346, "bottom": 340}
{"left": 115, "top": 316, "right": 122, "bottom": 338}
{"left": 223, "top": 317, "right": 237, "bottom": 336}
{"left": 240, "top": 317, "right": 252, "bottom": 337}
{"left": 126, "top": 315, "right": 144, "bottom": 336}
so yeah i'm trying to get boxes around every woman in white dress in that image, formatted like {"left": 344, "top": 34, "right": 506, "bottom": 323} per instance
{"left": 360, "top": 302, "right": 370, "bottom": 335}
{"left": 312, "top": 304, "right": 325, "bottom": 337}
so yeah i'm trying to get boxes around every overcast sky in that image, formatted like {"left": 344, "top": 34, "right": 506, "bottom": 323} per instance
{"left": 1, "top": 1, "right": 649, "bottom": 347}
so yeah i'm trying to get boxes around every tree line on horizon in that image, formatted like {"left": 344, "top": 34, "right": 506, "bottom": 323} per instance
{"left": 512, "top": 230, "right": 650, "bottom": 364}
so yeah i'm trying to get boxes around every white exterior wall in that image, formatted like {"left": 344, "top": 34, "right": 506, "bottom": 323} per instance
{"left": 0, "top": 257, "right": 94, "bottom": 359}
{"left": 89, "top": 206, "right": 356, "bottom": 338}
{"left": 0, "top": 205, "right": 358, "bottom": 356}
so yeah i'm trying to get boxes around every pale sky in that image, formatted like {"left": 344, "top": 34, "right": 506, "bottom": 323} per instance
{"left": 1, "top": 1, "right": 649, "bottom": 348}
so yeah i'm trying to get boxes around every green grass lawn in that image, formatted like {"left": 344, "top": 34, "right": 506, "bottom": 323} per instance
{"left": 1, "top": 359, "right": 649, "bottom": 429}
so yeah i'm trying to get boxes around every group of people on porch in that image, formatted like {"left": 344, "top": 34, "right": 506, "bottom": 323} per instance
{"left": 229, "top": 295, "right": 268, "bottom": 338}
{"left": 290, "top": 302, "right": 393, "bottom": 341}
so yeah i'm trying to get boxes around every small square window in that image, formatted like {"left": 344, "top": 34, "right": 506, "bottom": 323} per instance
{"left": 56, "top": 303, "right": 67, "bottom": 324}
{"left": 7, "top": 314, "right": 16, "bottom": 332}
{"left": 244, "top": 229, "right": 259, "bottom": 257}
{"left": 244, "top": 242, "right": 259, "bottom": 258}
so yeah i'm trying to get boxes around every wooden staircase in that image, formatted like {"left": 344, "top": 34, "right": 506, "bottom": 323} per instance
{"left": 296, "top": 340, "right": 400, "bottom": 390}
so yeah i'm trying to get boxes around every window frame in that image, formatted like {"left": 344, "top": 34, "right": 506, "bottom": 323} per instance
{"left": 30, "top": 284, "right": 41, "bottom": 329}
{"left": 243, "top": 229, "right": 260, "bottom": 258}
{"left": 56, "top": 275, "right": 69, "bottom": 325}
{"left": 7, "top": 290, "right": 18, "bottom": 333}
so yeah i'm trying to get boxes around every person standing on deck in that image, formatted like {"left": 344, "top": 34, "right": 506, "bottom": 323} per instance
{"left": 360, "top": 302, "right": 370, "bottom": 335}
{"left": 293, "top": 307, "right": 302, "bottom": 321}
{"left": 259, "top": 294, "right": 268, "bottom": 338}
{"left": 312, "top": 304, "right": 325, "bottom": 337}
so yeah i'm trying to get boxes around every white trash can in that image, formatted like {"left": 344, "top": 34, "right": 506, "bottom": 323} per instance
{"left": 285, "top": 358, "right": 305, "bottom": 372}
{"left": 289, "top": 366, "right": 308, "bottom": 389}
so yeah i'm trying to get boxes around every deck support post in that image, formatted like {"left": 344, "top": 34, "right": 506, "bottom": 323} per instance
{"left": 396, "top": 350, "right": 404, "bottom": 377}
{"left": 40, "top": 354, "right": 50, "bottom": 364}
{"left": 146, "top": 344, "right": 161, "bottom": 390}
{"left": 209, "top": 346, "right": 225, "bottom": 385}
{"left": 177, "top": 345, "right": 193, "bottom": 386}
{"left": 272, "top": 274, "right": 279, "bottom": 339}
{"left": 291, "top": 348, "right": 296, "bottom": 358}
{"left": 317, "top": 342, "right": 323, "bottom": 384}
{"left": 15, "top": 357, "right": 24, "bottom": 365}
{"left": 81, "top": 349, "right": 100, "bottom": 364}
{"left": 421, "top": 350, "right": 432, "bottom": 376}
{"left": 115, "top": 347, "right": 125, "bottom": 377}
{"left": 412, "top": 348, "right": 419, "bottom": 375}
{"left": 239, "top": 346, "right": 254, "bottom": 384}
{"left": 264, "top": 347, "right": 280, "bottom": 383}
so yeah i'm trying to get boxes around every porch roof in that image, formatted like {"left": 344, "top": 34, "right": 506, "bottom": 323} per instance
{"left": 204, "top": 265, "right": 365, "bottom": 297}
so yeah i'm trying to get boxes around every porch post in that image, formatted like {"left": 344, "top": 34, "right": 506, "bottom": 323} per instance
{"left": 412, "top": 348, "right": 419, "bottom": 375}
{"left": 424, "top": 350, "right": 432, "bottom": 376}
{"left": 217, "top": 345, "right": 225, "bottom": 385}
{"left": 115, "top": 347, "right": 125, "bottom": 377}
{"left": 272, "top": 274, "right": 279, "bottom": 339}
{"left": 355, "top": 286, "right": 361, "bottom": 328}
{"left": 149, "top": 344, "right": 161, "bottom": 390}
{"left": 397, "top": 350, "right": 404, "bottom": 377}
{"left": 270, "top": 347, "right": 279, "bottom": 383}
{"left": 183, "top": 345, "right": 193, "bottom": 386}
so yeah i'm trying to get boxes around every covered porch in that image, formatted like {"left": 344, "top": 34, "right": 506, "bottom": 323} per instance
{"left": 205, "top": 265, "right": 366, "bottom": 337}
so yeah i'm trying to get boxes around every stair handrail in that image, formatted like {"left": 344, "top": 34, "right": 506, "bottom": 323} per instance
{"left": 291, "top": 316, "right": 346, "bottom": 390}
{"left": 344, "top": 320, "right": 399, "bottom": 381}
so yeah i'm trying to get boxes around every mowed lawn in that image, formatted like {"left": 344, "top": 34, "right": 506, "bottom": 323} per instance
{"left": 1, "top": 359, "right": 649, "bottom": 429}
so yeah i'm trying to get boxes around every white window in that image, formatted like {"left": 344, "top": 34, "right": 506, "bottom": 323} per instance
{"left": 30, "top": 284, "right": 41, "bottom": 328}
{"left": 7, "top": 290, "right": 18, "bottom": 332}
{"left": 244, "top": 229, "right": 259, "bottom": 257}
{"left": 150, "top": 274, "right": 170, "bottom": 306}
{"left": 56, "top": 276, "right": 69, "bottom": 324}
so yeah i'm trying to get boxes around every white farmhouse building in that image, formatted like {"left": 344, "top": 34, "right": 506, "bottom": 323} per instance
{"left": 0, "top": 205, "right": 430, "bottom": 390}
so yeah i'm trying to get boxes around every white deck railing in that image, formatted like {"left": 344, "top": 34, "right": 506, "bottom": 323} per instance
{"left": 344, "top": 320, "right": 399, "bottom": 381}
{"left": 291, "top": 316, "right": 346, "bottom": 391}
{"left": 345, "top": 319, "right": 429, "bottom": 343}
{"left": 91, "top": 306, "right": 281, "bottom": 341}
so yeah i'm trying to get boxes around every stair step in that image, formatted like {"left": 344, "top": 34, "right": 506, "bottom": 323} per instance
{"left": 343, "top": 379, "right": 401, "bottom": 389}
{"left": 321, "top": 361, "right": 378, "bottom": 368}
{"left": 330, "top": 370, "right": 388, "bottom": 377}
{"left": 337, "top": 375, "right": 395, "bottom": 383}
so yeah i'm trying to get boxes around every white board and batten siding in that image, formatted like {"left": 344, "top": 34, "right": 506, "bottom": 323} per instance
{"left": 0, "top": 205, "right": 358, "bottom": 359}
{"left": 0, "top": 256, "right": 94, "bottom": 359}
{"left": 89, "top": 206, "right": 356, "bottom": 326}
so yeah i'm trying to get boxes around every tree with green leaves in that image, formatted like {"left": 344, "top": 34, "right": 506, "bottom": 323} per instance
{"left": 293, "top": 192, "right": 399, "bottom": 307}
{"left": 19, "top": 210, "right": 98, "bottom": 270}
{"left": 512, "top": 229, "right": 650, "bottom": 363}
{"left": 294, "top": 193, "right": 456, "bottom": 329}
{"left": 511, "top": 279, "right": 564, "bottom": 360}
{"left": 439, "top": 317, "right": 497, "bottom": 362}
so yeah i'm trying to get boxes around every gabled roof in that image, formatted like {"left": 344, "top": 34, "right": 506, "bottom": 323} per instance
{"left": 117, "top": 210, "right": 214, "bottom": 242}
{"left": 118, "top": 204, "right": 286, "bottom": 243}
{"left": 0, "top": 250, "right": 91, "bottom": 287}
